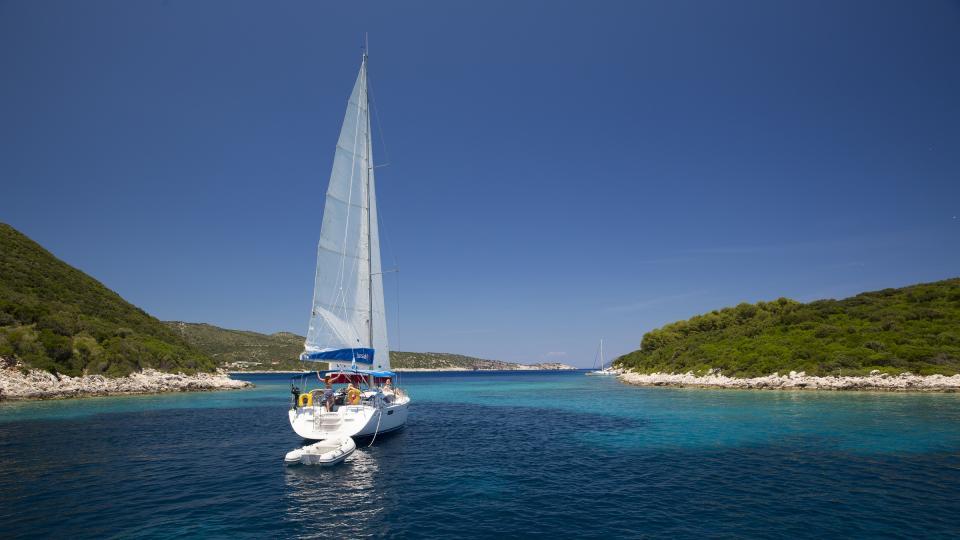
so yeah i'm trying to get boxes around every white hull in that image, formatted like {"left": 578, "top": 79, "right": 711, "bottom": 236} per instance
{"left": 586, "top": 370, "right": 619, "bottom": 376}
{"left": 289, "top": 395, "right": 409, "bottom": 441}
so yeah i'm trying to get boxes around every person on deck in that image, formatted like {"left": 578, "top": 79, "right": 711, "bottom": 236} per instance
{"left": 321, "top": 377, "right": 335, "bottom": 412}
{"left": 346, "top": 383, "right": 362, "bottom": 405}
{"left": 382, "top": 378, "right": 394, "bottom": 395}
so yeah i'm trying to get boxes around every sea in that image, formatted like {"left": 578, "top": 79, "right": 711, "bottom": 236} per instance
{"left": 1, "top": 371, "right": 959, "bottom": 539}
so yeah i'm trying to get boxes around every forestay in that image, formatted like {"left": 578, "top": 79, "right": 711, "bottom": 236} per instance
{"left": 303, "top": 56, "right": 390, "bottom": 371}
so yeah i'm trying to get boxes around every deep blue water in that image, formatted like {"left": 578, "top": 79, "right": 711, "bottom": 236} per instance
{"left": 2, "top": 371, "right": 960, "bottom": 538}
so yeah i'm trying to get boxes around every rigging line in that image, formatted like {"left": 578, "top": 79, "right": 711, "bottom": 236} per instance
{"left": 366, "top": 68, "right": 391, "bottom": 168}
{"left": 365, "top": 130, "right": 400, "bottom": 356}
{"left": 369, "top": 149, "right": 399, "bottom": 284}
{"left": 396, "top": 265, "right": 401, "bottom": 354}
{"left": 373, "top": 192, "right": 400, "bottom": 272}
{"left": 372, "top": 197, "right": 401, "bottom": 354}
{"left": 331, "top": 228, "right": 363, "bottom": 320}
{"left": 336, "top": 242, "right": 364, "bottom": 339}
{"left": 368, "top": 406, "right": 384, "bottom": 447}
{"left": 363, "top": 54, "right": 399, "bottom": 358}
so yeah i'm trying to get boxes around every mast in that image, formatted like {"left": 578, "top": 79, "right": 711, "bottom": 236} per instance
{"left": 363, "top": 48, "right": 374, "bottom": 352}
{"left": 600, "top": 339, "right": 604, "bottom": 370}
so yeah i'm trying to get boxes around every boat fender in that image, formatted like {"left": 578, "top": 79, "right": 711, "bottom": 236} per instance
{"left": 298, "top": 393, "right": 313, "bottom": 408}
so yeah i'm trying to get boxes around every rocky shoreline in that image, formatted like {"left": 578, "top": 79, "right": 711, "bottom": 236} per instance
{"left": 618, "top": 370, "right": 960, "bottom": 392}
{"left": 0, "top": 364, "right": 253, "bottom": 401}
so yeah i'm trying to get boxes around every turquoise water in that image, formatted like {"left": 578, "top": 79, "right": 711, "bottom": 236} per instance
{"left": 2, "top": 371, "right": 959, "bottom": 538}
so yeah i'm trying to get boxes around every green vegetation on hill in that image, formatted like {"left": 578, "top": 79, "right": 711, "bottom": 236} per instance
{"left": 389, "top": 351, "right": 567, "bottom": 370}
{"left": 616, "top": 278, "right": 960, "bottom": 377}
{"left": 0, "top": 224, "right": 216, "bottom": 376}
{"left": 165, "top": 322, "right": 323, "bottom": 372}
{"left": 390, "top": 351, "right": 507, "bottom": 370}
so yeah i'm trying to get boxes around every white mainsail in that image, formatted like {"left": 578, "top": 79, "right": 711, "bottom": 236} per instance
{"left": 303, "top": 55, "right": 390, "bottom": 371}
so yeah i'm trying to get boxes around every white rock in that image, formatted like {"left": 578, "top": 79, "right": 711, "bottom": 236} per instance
{"left": 618, "top": 369, "right": 960, "bottom": 393}
{"left": 0, "top": 362, "right": 252, "bottom": 401}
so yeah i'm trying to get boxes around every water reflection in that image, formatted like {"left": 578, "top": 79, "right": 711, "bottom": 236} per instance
{"left": 282, "top": 446, "right": 385, "bottom": 536}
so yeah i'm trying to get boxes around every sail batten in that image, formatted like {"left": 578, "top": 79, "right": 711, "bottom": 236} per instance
{"left": 323, "top": 193, "right": 373, "bottom": 210}
{"left": 316, "top": 244, "right": 367, "bottom": 261}
{"left": 305, "top": 57, "right": 390, "bottom": 371}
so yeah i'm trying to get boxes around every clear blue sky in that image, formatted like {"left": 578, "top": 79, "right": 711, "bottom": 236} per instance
{"left": 1, "top": 1, "right": 958, "bottom": 367}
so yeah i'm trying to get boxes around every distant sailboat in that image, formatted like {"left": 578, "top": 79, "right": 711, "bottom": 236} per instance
{"left": 288, "top": 44, "right": 410, "bottom": 441}
{"left": 586, "top": 339, "right": 618, "bottom": 376}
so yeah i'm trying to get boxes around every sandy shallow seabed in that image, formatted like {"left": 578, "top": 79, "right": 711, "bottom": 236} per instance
{"left": 619, "top": 370, "right": 960, "bottom": 392}
{"left": 0, "top": 363, "right": 252, "bottom": 401}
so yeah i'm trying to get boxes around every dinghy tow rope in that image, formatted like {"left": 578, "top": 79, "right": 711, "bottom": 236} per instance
{"left": 368, "top": 402, "right": 384, "bottom": 447}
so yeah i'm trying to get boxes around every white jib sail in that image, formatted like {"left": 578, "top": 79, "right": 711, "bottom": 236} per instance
{"left": 304, "top": 56, "right": 390, "bottom": 371}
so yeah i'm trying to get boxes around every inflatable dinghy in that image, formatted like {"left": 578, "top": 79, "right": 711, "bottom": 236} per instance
{"left": 284, "top": 436, "right": 356, "bottom": 466}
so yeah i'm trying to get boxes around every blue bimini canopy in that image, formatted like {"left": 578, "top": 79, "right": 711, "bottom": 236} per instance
{"left": 320, "top": 368, "right": 396, "bottom": 385}
{"left": 299, "top": 348, "right": 374, "bottom": 364}
{"left": 342, "top": 368, "right": 396, "bottom": 378}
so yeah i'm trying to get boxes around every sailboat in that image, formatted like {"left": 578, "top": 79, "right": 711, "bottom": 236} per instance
{"left": 288, "top": 45, "right": 410, "bottom": 441}
{"left": 586, "top": 339, "right": 618, "bottom": 375}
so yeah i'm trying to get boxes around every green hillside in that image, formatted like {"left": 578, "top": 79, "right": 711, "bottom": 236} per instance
{"left": 164, "top": 322, "right": 322, "bottom": 372}
{"left": 0, "top": 223, "right": 215, "bottom": 376}
{"left": 391, "top": 351, "right": 520, "bottom": 370}
{"left": 390, "top": 351, "right": 572, "bottom": 370}
{"left": 616, "top": 278, "right": 960, "bottom": 377}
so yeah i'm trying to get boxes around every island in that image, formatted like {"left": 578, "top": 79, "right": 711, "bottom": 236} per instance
{"left": 389, "top": 351, "right": 576, "bottom": 372}
{"left": 166, "top": 321, "right": 576, "bottom": 372}
{"left": 615, "top": 278, "right": 960, "bottom": 391}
